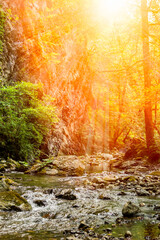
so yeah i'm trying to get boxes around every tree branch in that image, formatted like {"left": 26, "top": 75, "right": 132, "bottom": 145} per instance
{"left": 97, "top": 60, "right": 143, "bottom": 73}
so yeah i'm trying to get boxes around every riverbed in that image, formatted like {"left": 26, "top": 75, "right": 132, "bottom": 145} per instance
{"left": 0, "top": 172, "right": 160, "bottom": 240}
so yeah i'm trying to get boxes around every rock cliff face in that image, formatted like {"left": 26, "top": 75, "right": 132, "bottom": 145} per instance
{"left": 1, "top": 1, "right": 25, "bottom": 85}
{"left": 1, "top": 0, "right": 96, "bottom": 157}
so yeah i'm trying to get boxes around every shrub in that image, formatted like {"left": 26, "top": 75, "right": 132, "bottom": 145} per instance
{"left": 0, "top": 82, "right": 58, "bottom": 162}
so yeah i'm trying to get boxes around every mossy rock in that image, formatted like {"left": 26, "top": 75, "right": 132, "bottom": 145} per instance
{"left": 0, "top": 164, "right": 6, "bottom": 172}
{"left": 149, "top": 171, "right": 160, "bottom": 176}
{"left": 26, "top": 160, "right": 53, "bottom": 174}
{"left": 0, "top": 190, "right": 32, "bottom": 211}
{"left": 25, "top": 163, "right": 43, "bottom": 174}
{"left": 0, "top": 177, "right": 19, "bottom": 191}
{"left": 122, "top": 201, "right": 140, "bottom": 217}
{"left": 0, "top": 159, "right": 22, "bottom": 172}
{"left": 122, "top": 176, "right": 137, "bottom": 182}
{"left": 93, "top": 207, "right": 109, "bottom": 215}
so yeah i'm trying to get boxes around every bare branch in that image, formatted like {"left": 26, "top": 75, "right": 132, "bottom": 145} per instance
{"left": 97, "top": 60, "right": 143, "bottom": 73}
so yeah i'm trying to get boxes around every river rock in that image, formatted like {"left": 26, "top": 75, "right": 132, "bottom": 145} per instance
{"left": 40, "top": 212, "right": 56, "bottom": 219}
{"left": 51, "top": 157, "right": 86, "bottom": 176}
{"left": 154, "top": 205, "right": 160, "bottom": 211}
{"left": 121, "top": 160, "right": 137, "bottom": 170}
{"left": 94, "top": 207, "right": 109, "bottom": 215}
{"left": 121, "top": 176, "right": 137, "bottom": 183}
{"left": 29, "top": 156, "right": 86, "bottom": 176}
{"left": 139, "top": 202, "right": 145, "bottom": 207}
{"left": 0, "top": 159, "right": 22, "bottom": 172}
{"left": 33, "top": 199, "right": 47, "bottom": 207}
{"left": 156, "top": 214, "right": 160, "bottom": 220}
{"left": 109, "top": 159, "right": 123, "bottom": 170}
{"left": 43, "top": 188, "right": 54, "bottom": 194}
{"left": 106, "top": 228, "right": 112, "bottom": 233}
{"left": 0, "top": 190, "right": 32, "bottom": 211}
{"left": 66, "top": 237, "right": 80, "bottom": 240}
{"left": 118, "top": 191, "right": 127, "bottom": 196}
{"left": 0, "top": 177, "right": 19, "bottom": 191}
{"left": 99, "top": 193, "right": 112, "bottom": 200}
{"left": 78, "top": 222, "right": 90, "bottom": 231}
{"left": 116, "top": 217, "right": 123, "bottom": 224}
{"left": 44, "top": 168, "right": 59, "bottom": 176}
{"left": 55, "top": 189, "right": 77, "bottom": 200}
{"left": 124, "top": 230, "right": 132, "bottom": 238}
{"left": 122, "top": 201, "right": 140, "bottom": 217}
{"left": 136, "top": 189, "right": 150, "bottom": 196}
{"left": 150, "top": 171, "right": 160, "bottom": 176}
{"left": 98, "top": 153, "right": 114, "bottom": 160}
{"left": 66, "top": 237, "right": 82, "bottom": 240}
{"left": 92, "top": 177, "right": 105, "bottom": 184}
{"left": 136, "top": 166, "right": 148, "bottom": 172}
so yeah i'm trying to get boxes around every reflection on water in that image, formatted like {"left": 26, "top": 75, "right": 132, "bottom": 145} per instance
{"left": 105, "top": 221, "right": 160, "bottom": 240}
{"left": 144, "top": 222, "right": 160, "bottom": 239}
{"left": 1, "top": 220, "right": 160, "bottom": 240}
{"left": 0, "top": 231, "right": 63, "bottom": 240}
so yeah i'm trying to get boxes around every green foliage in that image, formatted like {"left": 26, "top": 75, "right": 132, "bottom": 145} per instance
{"left": 0, "top": 82, "right": 58, "bottom": 162}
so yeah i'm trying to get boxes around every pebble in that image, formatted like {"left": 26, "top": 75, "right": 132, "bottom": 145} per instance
{"left": 124, "top": 230, "right": 132, "bottom": 238}
{"left": 106, "top": 228, "right": 112, "bottom": 233}
{"left": 139, "top": 202, "right": 145, "bottom": 207}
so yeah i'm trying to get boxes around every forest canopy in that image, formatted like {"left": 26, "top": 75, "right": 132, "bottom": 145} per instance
{"left": 1, "top": 0, "right": 160, "bottom": 162}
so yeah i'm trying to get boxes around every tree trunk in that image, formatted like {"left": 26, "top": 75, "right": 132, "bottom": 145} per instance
{"left": 141, "top": 0, "right": 155, "bottom": 150}
{"left": 141, "top": 0, "right": 160, "bottom": 163}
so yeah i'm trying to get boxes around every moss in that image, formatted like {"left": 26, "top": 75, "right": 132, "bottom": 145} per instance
{"left": 150, "top": 171, "right": 160, "bottom": 176}
{"left": 0, "top": 190, "right": 32, "bottom": 211}
{"left": 123, "top": 176, "right": 137, "bottom": 182}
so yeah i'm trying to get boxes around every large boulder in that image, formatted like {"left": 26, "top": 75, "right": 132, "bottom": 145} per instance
{"left": 27, "top": 156, "right": 85, "bottom": 176}
{"left": 122, "top": 201, "right": 140, "bottom": 217}
{"left": 0, "top": 191, "right": 32, "bottom": 211}
{"left": 27, "top": 154, "right": 117, "bottom": 176}
{"left": 50, "top": 157, "right": 85, "bottom": 176}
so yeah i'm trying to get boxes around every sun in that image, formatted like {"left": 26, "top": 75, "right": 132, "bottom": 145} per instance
{"left": 93, "top": 0, "right": 128, "bottom": 22}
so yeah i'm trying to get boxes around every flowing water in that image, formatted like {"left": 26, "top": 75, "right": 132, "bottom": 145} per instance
{"left": 0, "top": 172, "right": 159, "bottom": 240}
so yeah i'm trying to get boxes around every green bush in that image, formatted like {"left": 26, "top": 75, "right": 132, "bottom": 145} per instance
{"left": 0, "top": 82, "right": 58, "bottom": 162}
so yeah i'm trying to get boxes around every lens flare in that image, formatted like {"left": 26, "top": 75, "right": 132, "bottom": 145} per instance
{"left": 93, "top": 0, "right": 128, "bottom": 22}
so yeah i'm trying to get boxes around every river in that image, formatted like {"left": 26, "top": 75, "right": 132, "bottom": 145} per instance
{"left": 0, "top": 172, "right": 160, "bottom": 240}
